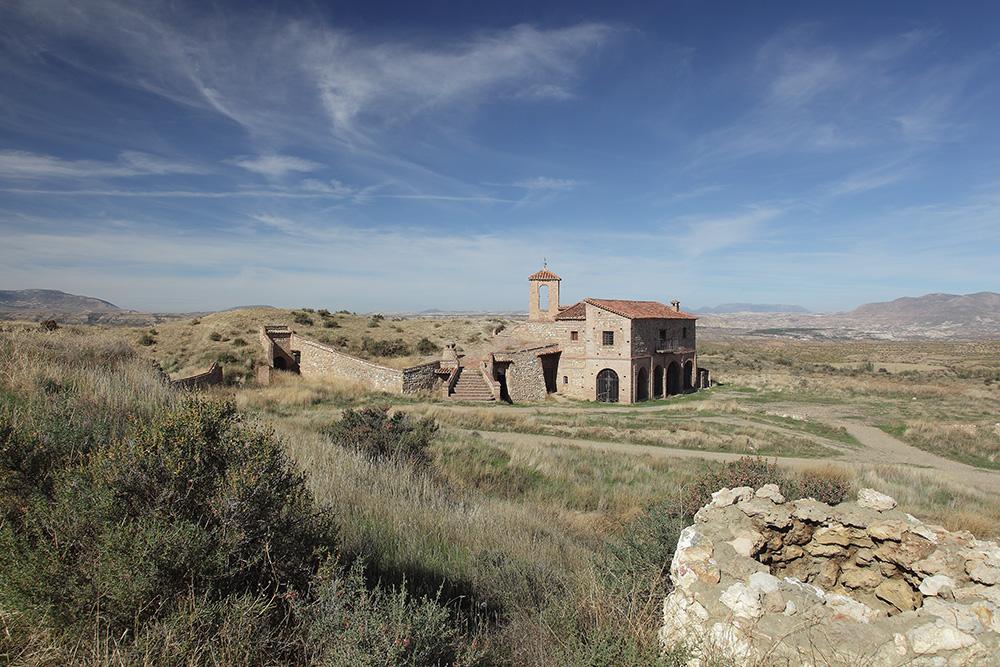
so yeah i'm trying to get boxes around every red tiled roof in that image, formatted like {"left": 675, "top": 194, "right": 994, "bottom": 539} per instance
{"left": 528, "top": 267, "right": 561, "bottom": 281}
{"left": 585, "top": 298, "right": 697, "bottom": 320}
{"left": 554, "top": 301, "right": 586, "bottom": 320}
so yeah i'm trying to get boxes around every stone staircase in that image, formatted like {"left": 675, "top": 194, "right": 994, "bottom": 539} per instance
{"left": 449, "top": 366, "right": 495, "bottom": 402}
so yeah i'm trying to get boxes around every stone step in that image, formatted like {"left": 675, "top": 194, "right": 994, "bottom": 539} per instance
{"left": 449, "top": 366, "right": 496, "bottom": 401}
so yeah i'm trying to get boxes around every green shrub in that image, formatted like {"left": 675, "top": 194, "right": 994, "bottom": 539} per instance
{"left": 416, "top": 338, "right": 440, "bottom": 355}
{"left": 361, "top": 337, "right": 411, "bottom": 358}
{"left": 231, "top": 337, "right": 248, "bottom": 347}
{"left": 208, "top": 331, "right": 223, "bottom": 341}
{"left": 0, "top": 399, "right": 333, "bottom": 661}
{"left": 39, "top": 319, "right": 59, "bottom": 331}
{"left": 326, "top": 407, "right": 437, "bottom": 465}
{"left": 679, "top": 457, "right": 853, "bottom": 518}
{"left": 292, "top": 312, "right": 314, "bottom": 326}
{"left": 298, "top": 560, "right": 485, "bottom": 666}
{"left": 317, "top": 309, "right": 331, "bottom": 317}
{"left": 323, "top": 319, "right": 341, "bottom": 329}
{"left": 139, "top": 332, "right": 156, "bottom": 346}
{"left": 787, "top": 465, "right": 854, "bottom": 505}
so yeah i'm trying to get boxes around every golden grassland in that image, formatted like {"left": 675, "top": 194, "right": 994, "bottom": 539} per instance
{"left": 2, "top": 324, "right": 999, "bottom": 665}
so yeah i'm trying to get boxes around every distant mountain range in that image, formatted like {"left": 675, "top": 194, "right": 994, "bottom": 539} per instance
{"left": 2, "top": 288, "right": 998, "bottom": 339}
{"left": 698, "top": 291, "right": 1000, "bottom": 340}
{"left": 0, "top": 289, "right": 120, "bottom": 314}
{"left": 845, "top": 292, "right": 1000, "bottom": 325}
{"left": 695, "top": 303, "right": 810, "bottom": 314}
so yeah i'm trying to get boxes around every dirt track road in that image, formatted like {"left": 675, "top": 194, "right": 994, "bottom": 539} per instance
{"left": 449, "top": 403, "right": 1000, "bottom": 496}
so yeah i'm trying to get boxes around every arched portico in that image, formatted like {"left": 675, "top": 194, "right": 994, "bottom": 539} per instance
{"left": 667, "top": 361, "right": 682, "bottom": 396}
{"left": 636, "top": 366, "right": 649, "bottom": 402}
{"left": 683, "top": 360, "right": 694, "bottom": 392}
{"left": 653, "top": 365, "right": 664, "bottom": 398}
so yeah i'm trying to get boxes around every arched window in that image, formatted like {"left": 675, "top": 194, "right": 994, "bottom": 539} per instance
{"left": 538, "top": 284, "right": 549, "bottom": 311}
{"left": 653, "top": 365, "right": 664, "bottom": 398}
{"left": 596, "top": 369, "right": 619, "bottom": 403}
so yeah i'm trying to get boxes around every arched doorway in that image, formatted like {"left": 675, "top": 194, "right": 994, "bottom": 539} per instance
{"left": 683, "top": 360, "right": 694, "bottom": 392}
{"left": 636, "top": 367, "right": 649, "bottom": 402}
{"left": 596, "top": 369, "right": 619, "bottom": 403}
{"left": 667, "top": 362, "right": 682, "bottom": 395}
{"left": 653, "top": 365, "right": 664, "bottom": 398}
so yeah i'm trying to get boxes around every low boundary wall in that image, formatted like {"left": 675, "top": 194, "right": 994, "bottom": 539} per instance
{"left": 293, "top": 335, "right": 404, "bottom": 392}
{"left": 172, "top": 362, "right": 223, "bottom": 390}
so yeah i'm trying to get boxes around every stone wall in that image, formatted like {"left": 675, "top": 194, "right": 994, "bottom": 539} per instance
{"left": 292, "top": 334, "right": 404, "bottom": 393}
{"left": 504, "top": 348, "right": 548, "bottom": 402}
{"left": 402, "top": 361, "right": 441, "bottom": 394}
{"left": 171, "top": 362, "right": 223, "bottom": 390}
{"left": 631, "top": 319, "right": 695, "bottom": 357}
{"left": 661, "top": 486, "right": 1000, "bottom": 665}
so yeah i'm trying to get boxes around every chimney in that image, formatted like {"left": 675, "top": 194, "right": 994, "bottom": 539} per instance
{"left": 671, "top": 299, "right": 681, "bottom": 312}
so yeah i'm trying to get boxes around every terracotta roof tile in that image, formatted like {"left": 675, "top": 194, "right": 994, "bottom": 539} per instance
{"left": 585, "top": 298, "right": 697, "bottom": 320}
{"left": 528, "top": 267, "right": 561, "bottom": 281}
{"left": 554, "top": 301, "right": 586, "bottom": 320}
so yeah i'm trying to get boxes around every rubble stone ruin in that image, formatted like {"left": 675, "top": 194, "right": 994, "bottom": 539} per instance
{"left": 661, "top": 486, "right": 1000, "bottom": 665}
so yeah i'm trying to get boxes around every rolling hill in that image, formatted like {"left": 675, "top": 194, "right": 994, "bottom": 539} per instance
{"left": 0, "top": 289, "right": 121, "bottom": 315}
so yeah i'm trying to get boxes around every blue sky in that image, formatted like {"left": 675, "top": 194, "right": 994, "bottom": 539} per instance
{"left": 1, "top": 1, "right": 999, "bottom": 313}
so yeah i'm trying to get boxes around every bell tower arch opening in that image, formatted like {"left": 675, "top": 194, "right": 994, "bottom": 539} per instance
{"left": 528, "top": 263, "right": 561, "bottom": 321}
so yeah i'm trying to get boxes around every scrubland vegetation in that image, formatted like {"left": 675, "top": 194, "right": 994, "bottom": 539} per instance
{"left": 56, "top": 308, "right": 509, "bottom": 383}
{"left": 699, "top": 338, "right": 1000, "bottom": 470}
{"left": 2, "top": 324, "right": 998, "bottom": 665}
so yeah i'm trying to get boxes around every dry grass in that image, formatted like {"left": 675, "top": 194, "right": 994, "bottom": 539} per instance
{"left": 234, "top": 369, "right": 369, "bottom": 413}
{"left": 409, "top": 405, "right": 840, "bottom": 458}
{"left": 131, "top": 307, "right": 508, "bottom": 379}
{"left": 856, "top": 465, "right": 1000, "bottom": 538}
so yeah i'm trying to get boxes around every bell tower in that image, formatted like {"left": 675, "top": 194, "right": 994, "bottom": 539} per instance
{"left": 528, "top": 263, "right": 561, "bottom": 321}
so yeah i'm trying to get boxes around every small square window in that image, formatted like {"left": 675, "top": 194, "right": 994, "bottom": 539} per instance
{"left": 658, "top": 328, "right": 667, "bottom": 341}
{"left": 602, "top": 331, "right": 614, "bottom": 346}
{"left": 563, "top": 376, "right": 568, "bottom": 384}
{"left": 570, "top": 330, "right": 579, "bottom": 341}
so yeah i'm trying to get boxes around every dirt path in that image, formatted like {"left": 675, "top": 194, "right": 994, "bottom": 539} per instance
{"left": 415, "top": 391, "right": 1000, "bottom": 496}
{"left": 453, "top": 428, "right": 826, "bottom": 470}
{"left": 451, "top": 414, "right": 1000, "bottom": 496}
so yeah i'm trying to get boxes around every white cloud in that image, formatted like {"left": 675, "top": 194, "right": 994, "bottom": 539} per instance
{"left": 769, "top": 53, "right": 845, "bottom": 106}
{"left": 304, "top": 22, "right": 614, "bottom": 141}
{"left": 674, "top": 207, "right": 781, "bottom": 257}
{"left": 511, "top": 177, "right": 579, "bottom": 191}
{"left": 0, "top": 150, "right": 205, "bottom": 180}
{"left": 5, "top": 2, "right": 613, "bottom": 147}
{"left": 228, "top": 154, "right": 323, "bottom": 177}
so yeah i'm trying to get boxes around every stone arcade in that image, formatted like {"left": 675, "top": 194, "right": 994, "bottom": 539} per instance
{"left": 259, "top": 265, "right": 708, "bottom": 404}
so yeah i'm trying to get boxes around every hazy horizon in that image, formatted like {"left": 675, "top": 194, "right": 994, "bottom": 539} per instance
{"left": 2, "top": 1, "right": 999, "bottom": 312}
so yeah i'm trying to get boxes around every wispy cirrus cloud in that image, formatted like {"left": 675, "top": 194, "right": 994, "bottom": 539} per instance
{"left": 0, "top": 150, "right": 206, "bottom": 180}
{"left": 674, "top": 207, "right": 782, "bottom": 257}
{"left": 688, "top": 27, "right": 986, "bottom": 168}
{"left": 3, "top": 2, "right": 613, "bottom": 147}
{"left": 510, "top": 176, "right": 579, "bottom": 191}
{"left": 228, "top": 154, "right": 323, "bottom": 177}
